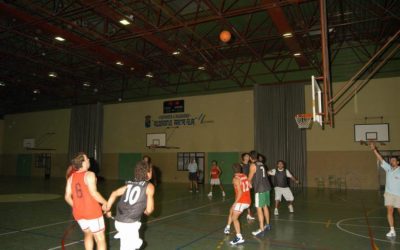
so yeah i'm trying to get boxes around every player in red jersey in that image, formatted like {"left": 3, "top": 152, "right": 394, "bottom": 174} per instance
{"left": 65, "top": 153, "right": 108, "bottom": 250}
{"left": 224, "top": 163, "right": 251, "bottom": 245}
{"left": 207, "top": 160, "right": 225, "bottom": 197}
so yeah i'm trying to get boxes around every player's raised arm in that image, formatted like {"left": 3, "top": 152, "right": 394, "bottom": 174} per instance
{"left": 370, "top": 142, "right": 384, "bottom": 162}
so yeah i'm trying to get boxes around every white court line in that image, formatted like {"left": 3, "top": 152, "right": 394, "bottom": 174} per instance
{"left": 0, "top": 195, "right": 194, "bottom": 238}
{"left": 339, "top": 223, "right": 400, "bottom": 230}
{"left": 193, "top": 212, "right": 329, "bottom": 225}
{"left": 336, "top": 217, "right": 400, "bottom": 245}
{"left": 0, "top": 219, "right": 74, "bottom": 237}
{"left": 47, "top": 198, "right": 232, "bottom": 250}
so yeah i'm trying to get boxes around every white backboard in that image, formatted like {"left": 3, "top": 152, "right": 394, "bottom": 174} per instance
{"left": 354, "top": 123, "right": 389, "bottom": 142}
{"left": 146, "top": 133, "right": 166, "bottom": 147}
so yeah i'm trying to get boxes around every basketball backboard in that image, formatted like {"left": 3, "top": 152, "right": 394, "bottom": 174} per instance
{"left": 146, "top": 133, "right": 166, "bottom": 147}
{"left": 311, "top": 75, "right": 323, "bottom": 127}
{"left": 354, "top": 123, "right": 389, "bottom": 142}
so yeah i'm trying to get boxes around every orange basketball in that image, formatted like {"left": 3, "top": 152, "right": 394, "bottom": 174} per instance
{"left": 219, "top": 30, "right": 231, "bottom": 43}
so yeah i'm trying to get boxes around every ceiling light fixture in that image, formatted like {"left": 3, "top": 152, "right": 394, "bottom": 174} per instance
{"left": 145, "top": 72, "right": 154, "bottom": 78}
{"left": 282, "top": 32, "right": 293, "bottom": 38}
{"left": 83, "top": 82, "right": 91, "bottom": 87}
{"left": 172, "top": 50, "right": 181, "bottom": 56}
{"left": 130, "top": 67, "right": 135, "bottom": 71}
{"left": 119, "top": 19, "right": 130, "bottom": 25}
{"left": 48, "top": 72, "right": 58, "bottom": 78}
{"left": 293, "top": 52, "right": 302, "bottom": 57}
{"left": 197, "top": 66, "right": 206, "bottom": 70}
{"left": 33, "top": 89, "right": 40, "bottom": 94}
{"left": 54, "top": 36, "right": 65, "bottom": 42}
{"left": 0, "top": 81, "right": 6, "bottom": 87}
{"left": 116, "top": 61, "right": 124, "bottom": 66}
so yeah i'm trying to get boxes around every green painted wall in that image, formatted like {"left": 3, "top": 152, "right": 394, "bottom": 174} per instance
{"left": 16, "top": 154, "right": 32, "bottom": 176}
{"left": 118, "top": 153, "right": 142, "bottom": 181}
{"left": 207, "top": 152, "right": 240, "bottom": 185}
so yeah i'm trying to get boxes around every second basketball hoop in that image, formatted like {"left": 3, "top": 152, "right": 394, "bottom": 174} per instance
{"left": 295, "top": 114, "right": 313, "bottom": 129}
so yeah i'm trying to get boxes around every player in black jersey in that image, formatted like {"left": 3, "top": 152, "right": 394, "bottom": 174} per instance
{"left": 105, "top": 161, "right": 155, "bottom": 250}
{"left": 248, "top": 150, "right": 272, "bottom": 237}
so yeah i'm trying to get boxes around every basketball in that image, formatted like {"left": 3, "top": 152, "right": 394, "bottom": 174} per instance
{"left": 219, "top": 30, "right": 231, "bottom": 43}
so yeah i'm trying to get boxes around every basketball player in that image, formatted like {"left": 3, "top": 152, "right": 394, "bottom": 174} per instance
{"left": 64, "top": 153, "right": 108, "bottom": 250}
{"left": 207, "top": 160, "right": 225, "bottom": 197}
{"left": 370, "top": 143, "right": 400, "bottom": 237}
{"left": 105, "top": 161, "right": 155, "bottom": 249}
{"left": 248, "top": 150, "right": 272, "bottom": 237}
{"left": 240, "top": 153, "right": 255, "bottom": 220}
{"left": 143, "top": 155, "right": 158, "bottom": 186}
{"left": 223, "top": 163, "right": 251, "bottom": 245}
{"left": 268, "top": 160, "right": 300, "bottom": 215}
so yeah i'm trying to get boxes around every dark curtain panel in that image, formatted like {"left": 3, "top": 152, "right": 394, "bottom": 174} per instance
{"left": 254, "top": 84, "right": 307, "bottom": 185}
{"left": 68, "top": 103, "right": 103, "bottom": 168}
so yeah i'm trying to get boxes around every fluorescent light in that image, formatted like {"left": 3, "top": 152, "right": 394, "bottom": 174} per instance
{"left": 83, "top": 82, "right": 91, "bottom": 87}
{"left": 116, "top": 61, "right": 124, "bottom": 66}
{"left": 172, "top": 50, "right": 181, "bottom": 56}
{"left": 197, "top": 66, "right": 206, "bottom": 70}
{"left": 33, "top": 89, "right": 40, "bottom": 94}
{"left": 293, "top": 52, "right": 302, "bottom": 57}
{"left": 0, "top": 81, "right": 5, "bottom": 87}
{"left": 119, "top": 19, "right": 130, "bottom": 25}
{"left": 146, "top": 72, "right": 154, "bottom": 78}
{"left": 307, "top": 28, "right": 334, "bottom": 36}
{"left": 283, "top": 32, "right": 293, "bottom": 38}
{"left": 54, "top": 36, "right": 65, "bottom": 42}
{"left": 48, "top": 72, "right": 58, "bottom": 78}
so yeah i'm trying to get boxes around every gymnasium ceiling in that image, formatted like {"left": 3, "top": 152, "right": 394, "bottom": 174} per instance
{"left": 0, "top": 0, "right": 399, "bottom": 116}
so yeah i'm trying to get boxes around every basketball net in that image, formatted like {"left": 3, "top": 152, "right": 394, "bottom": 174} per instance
{"left": 295, "top": 114, "right": 313, "bottom": 129}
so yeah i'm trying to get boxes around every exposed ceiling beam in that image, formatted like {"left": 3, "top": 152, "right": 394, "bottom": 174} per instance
{"left": 262, "top": 0, "right": 309, "bottom": 67}
{"left": 0, "top": 2, "right": 144, "bottom": 72}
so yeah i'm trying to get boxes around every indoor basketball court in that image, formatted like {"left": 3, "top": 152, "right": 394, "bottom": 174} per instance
{"left": 0, "top": 1, "right": 399, "bottom": 250}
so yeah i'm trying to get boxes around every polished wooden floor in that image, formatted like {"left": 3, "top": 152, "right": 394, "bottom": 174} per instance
{"left": 0, "top": 176, "right": 399, "bottom": 250}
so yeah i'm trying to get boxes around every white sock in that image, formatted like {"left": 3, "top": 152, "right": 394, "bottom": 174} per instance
{"left": 390, "top": 227, "right": 395, "bottom": 232}
{"left": 236, "top": 233, "right": 242, "bottom": 238}
{"left": 226, "top": 225, "right": 230, "bottom": 228}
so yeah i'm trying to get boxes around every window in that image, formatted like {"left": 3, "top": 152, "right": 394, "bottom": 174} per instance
{"left": 177, "top": 152, "right": 205, "bottom": 183}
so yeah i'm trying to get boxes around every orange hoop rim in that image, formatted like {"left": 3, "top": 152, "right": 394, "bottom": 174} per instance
{"left": 295, "top": 113, "right": 313, "bottom": 118}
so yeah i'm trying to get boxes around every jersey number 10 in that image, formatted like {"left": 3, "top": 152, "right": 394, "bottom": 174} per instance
{"left": 123, "top": 185, "right": 141, "bottom": 205}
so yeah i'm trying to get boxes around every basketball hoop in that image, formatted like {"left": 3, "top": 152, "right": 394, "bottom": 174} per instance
{"left": 295, "top": 114, "right": 313, "bottom": 129}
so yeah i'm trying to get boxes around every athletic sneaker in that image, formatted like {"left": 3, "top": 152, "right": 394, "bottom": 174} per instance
{"left": 222, "top": 191, "right": 226, "bottom": 197}
{"left": 246, "top": 214, "right": 255, "bottom": 220}
{"left": 196, "top": 189, "right": 199, "bottom": 193}
{"left": 189, "top": 190, "right": 193, "bottom": 193}
{"left": 224, "top": 226, "right": 230, "bottom": 235}
{"left": 252, "top": 229, "right": 264, "bottom": 237}
{"left": 386, "top": 231, "right": 396, "bottom": 237}
{"left": 207, "top": 192, "right": 212, "bottom": 197}
{"left": 288, "top": 205, "right": 294, "bottom": 213}
{"left": 264, "top": 224, "right": 272, "bottom": 231}
{"left": 274, "top": 208, "right": 279, "bottom": 215}
{"left": 230, "top": 236, "right": 245, "bottom": 245}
